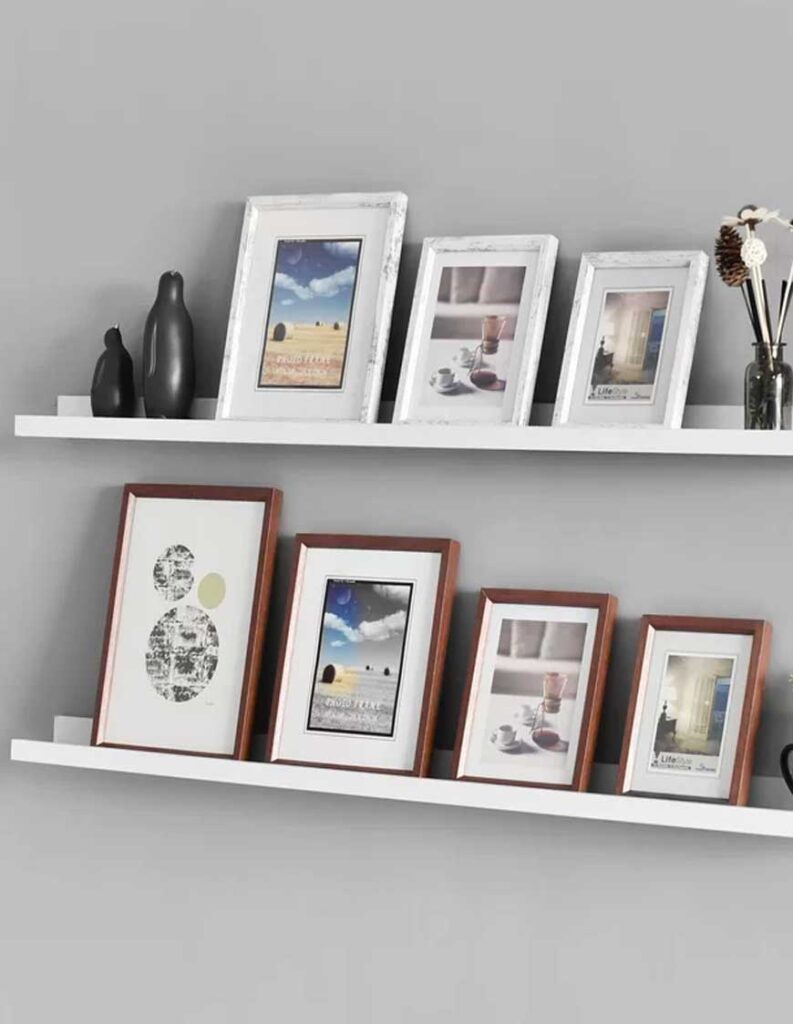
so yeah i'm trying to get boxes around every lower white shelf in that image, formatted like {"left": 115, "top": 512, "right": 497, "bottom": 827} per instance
{"left": 10, "top": 736, "right": 793, "bottom": 840}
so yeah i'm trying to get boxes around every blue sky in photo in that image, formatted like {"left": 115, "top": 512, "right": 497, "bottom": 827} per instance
{"left": 317, "top": 579, "right": 411, "bottom": 672}
{"left": 268, "top": 239, "right": 361, "bottom": 326}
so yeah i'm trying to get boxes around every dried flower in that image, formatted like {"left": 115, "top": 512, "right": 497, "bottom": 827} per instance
{"left": 715, "top": 225, "right": 748, "bottom": 286}
{"left": 741, "top": 235, "right": 768, "bottom": 269}
{"left": 722, "top": 206, "right": 780, "bottom": 227}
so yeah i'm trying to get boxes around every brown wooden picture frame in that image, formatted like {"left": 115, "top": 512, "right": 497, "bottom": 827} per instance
{"left": 451, "top": 589, "right": 617, "bottom": 791}
{"left": 615, "top": 615, "right": 771, "bottom": 805}
{"left": 266, "top": 534, "right": 459, "bottom": 776}
{"left": 91, "top": 483, "right": 282, "bottom": 759}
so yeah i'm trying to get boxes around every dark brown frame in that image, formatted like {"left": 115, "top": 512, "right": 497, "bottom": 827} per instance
{"left": 91, "top": 483, "right": 282, "bottom": 760}
{"left": 451, "top": 589, "right": 617, "bottom": 791}
{"left": 265, "top": 534, "right": 459, "bottom": 776}
{"left": 615, "top": 615, "right": 771, "bottom": 805}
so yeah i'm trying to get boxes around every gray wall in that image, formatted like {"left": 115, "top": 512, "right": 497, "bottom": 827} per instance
{"left": 4, "top": 0, "right": 793, "bottom": 1020}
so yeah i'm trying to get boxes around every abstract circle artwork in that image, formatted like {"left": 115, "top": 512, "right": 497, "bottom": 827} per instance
{"left": 198, "top": 572, "right": 226, "bottom": 610}
{"left": 145, "top": 605, "right": 219, "bottom": 703}
{"left": 152, "top": 544, "right": 195, "bottom": 601}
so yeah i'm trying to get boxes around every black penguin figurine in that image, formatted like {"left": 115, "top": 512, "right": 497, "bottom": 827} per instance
{"left": 143, "top": 270, "right": 195, "bottom": 418}
{"left": 90, "top": 325, "right": 135, "bottom": 417}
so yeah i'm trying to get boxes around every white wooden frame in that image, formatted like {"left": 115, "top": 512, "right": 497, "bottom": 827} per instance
{"left": 393, "top": 235, "right": 558, "bottom": 425}
{"left": 552, "top": 251, "right": 709, "bottom": 428}
{"left": 217, "top": 192, "right": 407, "bottom": 423}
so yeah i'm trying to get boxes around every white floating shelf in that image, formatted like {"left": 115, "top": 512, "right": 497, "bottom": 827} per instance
{"left": 13, "top": 398, "right": 791, "bottom": 457}
{"left": 10, "top": 738, "right": 793, "bottom": 839}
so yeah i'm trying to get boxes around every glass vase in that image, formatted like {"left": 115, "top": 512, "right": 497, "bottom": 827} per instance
{"left": 744, "top": 344, "right": 793, "bottom": 430}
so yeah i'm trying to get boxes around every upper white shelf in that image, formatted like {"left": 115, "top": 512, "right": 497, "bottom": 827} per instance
{"left": 10, "top": 736, "right": 793, "bottom": 840}
{"left": 14, "top": 397, "right": 792, "bottom": 457}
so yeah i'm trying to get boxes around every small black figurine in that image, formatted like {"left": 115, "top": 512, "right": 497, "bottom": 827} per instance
{"left": 143, "top": 270, "right": 195, "bottom": 418}
{"left": 90, "top": 325, "right": 135, "bottom": 417}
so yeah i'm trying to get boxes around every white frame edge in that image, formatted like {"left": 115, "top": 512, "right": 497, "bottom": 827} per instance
{"left": 552, "top": 250, "right": 709, "bottom": 429}
{"left": 216, "top": 192, "right": 408, "bottom": 423}
{"left": 393, "top": 234, "right": 558, "bottom": 425}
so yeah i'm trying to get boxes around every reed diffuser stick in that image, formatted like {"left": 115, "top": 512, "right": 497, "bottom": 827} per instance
{"left": 762, "top": 279, "right": 774, "bottom": 351}
{"left": 742, "top": 281, "right": 762, "bottom": 343}
{"left": 750, "top": 264, "right": 774, "bottom": 360}
{"left": 777, "top": 269, "right": 793, "bottom": 346}
{"left": 743, "top": 222, "right": 775, "bottom": 360}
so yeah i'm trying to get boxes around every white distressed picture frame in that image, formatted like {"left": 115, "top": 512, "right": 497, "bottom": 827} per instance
{"left": 217, "top": 192, "right": 407, "bottom": 423}
{"left": 552, "top": 251, "right": 709, "bottom": 428}
{"left": 393, "top": 235, "right": 558, "bottom": 425}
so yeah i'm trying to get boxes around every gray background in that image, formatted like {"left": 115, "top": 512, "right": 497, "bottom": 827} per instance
{"left": 3, "top": 0, "right": 793, "bottom": 1019}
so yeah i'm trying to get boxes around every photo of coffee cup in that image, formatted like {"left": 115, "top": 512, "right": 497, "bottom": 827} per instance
{"left": 517, "top": 704, "right": 534, "bottom": 725}
{"left": 431, "top": 367, "right": 456, "bottom": 391}
{"left": 491, "top": 724, "right": 517, "bottom": 748}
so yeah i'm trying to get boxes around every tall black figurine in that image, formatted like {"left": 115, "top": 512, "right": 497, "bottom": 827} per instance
{"left": 90, "top": 325, "right": 135, "bottom": 417}
{"left": 143, "top": 270, "right": 195, "bottom": 418}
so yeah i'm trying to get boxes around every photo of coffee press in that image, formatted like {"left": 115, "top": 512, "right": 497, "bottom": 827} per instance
{"left": 469, "top": 315, "right": 507, "bottom": 391}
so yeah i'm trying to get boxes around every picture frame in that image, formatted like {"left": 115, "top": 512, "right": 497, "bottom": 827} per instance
{"left": 266, "top": 534, "right": 459, "bottom": 776}
{"left": 552, "top": 251, "right": 708, "bottom": 428}
{"left": 92, "top": 483, "right": 281, "bottom": 759}
{"left": 616, "top": 615, "right": 771, "bottom": 804}
{"left": 217, "top": 192, "right": 407, "bottom": 423}
{"left": 393, "top": 235, "right": 558, "bottom": 424}
{"left": 452, "top": 589, "right": 617, "bottom": 791}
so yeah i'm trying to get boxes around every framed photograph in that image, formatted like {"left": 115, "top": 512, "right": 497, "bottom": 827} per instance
{"left": 92, "top": 484, "right": 281, "bottom": 758}
{"left": 217, "top": 192, "right": 407, "bottom": 422}
{"left": 616, "top": 616, "right": 771, "bottom": 804}
{"left": 452, "top": 590, "right": 617, "bottom": 790}
{"left": 393, "top": 235, "right": 558, "bottom": 424}
{"left": 552, "top": 251, "right": 708, "bottom": 427}
{"left": 266, "top": 535, "right": 459, "bottom": 775}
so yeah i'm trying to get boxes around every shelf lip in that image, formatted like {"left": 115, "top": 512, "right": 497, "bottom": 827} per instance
{"left": 14, "top": 414, "right": 793, "bottom": 457}
{"left": 10, "top": 739, "right": 793, "bottom": 839}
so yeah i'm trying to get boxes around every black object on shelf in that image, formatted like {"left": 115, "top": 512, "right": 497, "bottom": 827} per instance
{"left": 781, "top": 744, "right": 793, "bottom": 795}
{"left": 90, "top": 325, "right": 135, "bottom": 417}
{"left": 143, "top": 270, "right": 195, "bottom": 419}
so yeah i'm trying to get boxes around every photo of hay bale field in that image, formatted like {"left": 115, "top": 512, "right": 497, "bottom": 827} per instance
{"left": 258, "top": 237, "right": 361, "bottom": 389}
{"left": 260, "top": 321, "right": 349, "bottom": 388}
{"left": 309, "top": 666, "right": 400, "bottom": 735}
{"left": 307, "top": 578, "right": 413, "bottom": 736}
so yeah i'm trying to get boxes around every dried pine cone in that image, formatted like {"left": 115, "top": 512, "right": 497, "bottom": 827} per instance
{"left": 715, "top": 224, "right": 748, "bottom": 286}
